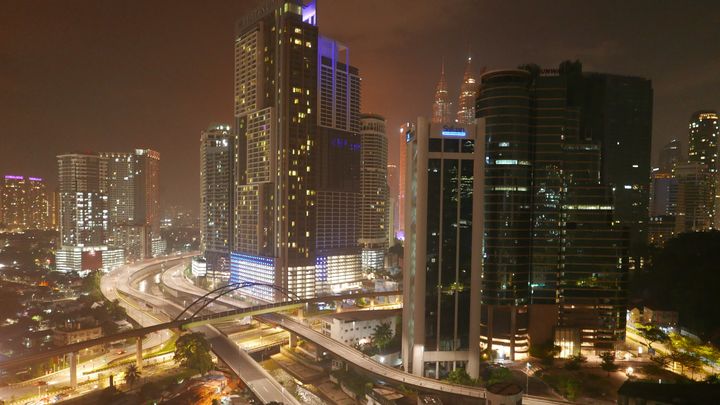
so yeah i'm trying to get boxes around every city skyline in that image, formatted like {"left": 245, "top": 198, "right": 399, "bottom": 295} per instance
{"left": 2, "top": 0, "right": 719, "bottom": 210}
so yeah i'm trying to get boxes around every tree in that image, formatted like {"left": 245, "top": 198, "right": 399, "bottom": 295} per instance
{"left": 635, "top": 323, "right": 669, "bottom": 351}
{"left": 564, "top": 354, "right": 587, "bottom": 370}
{"left": 124, "top": 364, "right": 141, "bottom": 388}
{"left": 371, "top": 322, "right": 393, "bottom": 352}
{"left": 487, "top": 367, "right": 512, "bottom": 386}
{"left": 530, "top": 340, "right": 561, "bottom": 366}
{"left": 446, "top": 368, "right": 480, "bottom": 386}
{"left": 600, "top": 352, "right": 618, "bottom": 376}
{"left": 175, "top": 332, "right": 214, "bottom": 374}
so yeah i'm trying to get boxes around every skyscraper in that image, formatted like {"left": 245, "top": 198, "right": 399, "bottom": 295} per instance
{"left": 1, "top": 175, "right": 50, "bottom": 231}
{"left": 397, "top": 122, "right": 413, "bottom": 240}
{"left": 659, "top": 139, "right": 682, "bottom": 172}
{"left": 469, "top": 62, "right": 628, "bottom": 364}
{"left": 675, "top": 161, "right": 714, "bottom": 232}
{"left": 687, "top": 111, "right": 720, "bottom": 228}
{"left": 403, "top": 118, "right": 484, "bottom": 378}
{"left": 431, "top": 62, "right": 452, "bottom": 124}
{"left": 455, "top": 56, "right": 479, "bottom": 125}
{"left": 579, "top": 71, "right": 653, "bottom": 268}
{"left": 56, "top": 153, "right": 119, "bottom": 272}
{"left": 231, "top": 0, "right": 363, "bottom": 300}
{"left": 200, "top": 124, "right": 234, "bottom": 283}
{"left": 359, "top": 114, "right": 389, "bottom": 272}
{"left": 133, "top": 149, "right": 161, "bottom": 237}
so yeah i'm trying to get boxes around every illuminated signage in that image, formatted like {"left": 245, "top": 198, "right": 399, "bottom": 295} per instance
{"left": 441, "top": 126, "right": 466, "bottom": 137}
{"left": 4, "top": 175, "right": 23, "bottom": 180}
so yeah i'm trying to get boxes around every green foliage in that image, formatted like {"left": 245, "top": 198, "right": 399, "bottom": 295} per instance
{"left": 480, "top": 347, "right": 498, "bottom": 363}
{"left": 635, "top": 323, "right": 669, "bottom": 350}
{"left": 530, "top": 340, "right": 561, "bottom": 366}
{"left": 445, "top": 367, "right": 481, "bottom": 386}
{"left": 487, "top": 367, "right": 512, "bottom": 386}
{"left": 174, "top": 332, "right": 214, "bottom": 374}
{"left": 631, "top": 231, "right": 720, "bottom": 340}
{"left": 124, "top": 363, "right": 141, "bottom": 388}
{"left": 599, "top": 352, "right": 618, "bottom": 375}
{"left": 564, "top": 354, "right": 587, "bottom": 370}
{"left": 371, "top": 322, "right": 393, "bottom": 351}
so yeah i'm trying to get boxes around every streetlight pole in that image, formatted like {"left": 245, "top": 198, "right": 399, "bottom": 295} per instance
{"left": 526, "top": 362, "right": 531, "bottom": 395}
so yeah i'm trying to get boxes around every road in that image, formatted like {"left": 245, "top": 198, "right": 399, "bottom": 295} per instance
{"left": 0, "top": 256, "right": 191, "bottom": 404}
{"left": 162, "top": 265, "right": 574, "bottom": 405}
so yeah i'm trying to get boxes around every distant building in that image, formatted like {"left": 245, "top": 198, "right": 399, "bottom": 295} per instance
{"left": 675, "top": 162, "right": 714, "bottom": 232}
{"left": 200, "top": 124, "right": 234, "bottom": 284}
{"left": 643, "top": 306, "right": 679, "bottom": 328}
{"left": 455, "top": 56, "right": 479, "bottom": 125}
{"left": 687, "top": 111, "right": 720, "bottom": 228}
{"left": 431, "top": 62, "right": 452, "bottom": 124}
{"left": 1, "top": 175, "right": 50, "bottom": 231}
{"left": 359, "top": 114, "right": 389, "bottom": 272}
{"left": 659, "top": 139, "right": 682, "bottom": 173}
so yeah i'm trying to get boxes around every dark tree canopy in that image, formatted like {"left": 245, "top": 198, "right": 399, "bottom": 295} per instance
{"left": 632, "top": 231, "right": 720, "bottom": 343}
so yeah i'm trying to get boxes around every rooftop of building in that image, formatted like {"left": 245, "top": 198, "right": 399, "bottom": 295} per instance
{"left": 321, "top": 308, "right": 400, "bottom": 322}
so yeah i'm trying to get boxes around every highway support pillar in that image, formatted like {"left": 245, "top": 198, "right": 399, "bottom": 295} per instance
{"left": 69, "top": 352, "right": 78, "bottom": 389}
{"left": 289, "top": 332, "right": 298, "bottom": 348}
{"left": 298, "top": 307, "right": 304, "bottom": 321}
{"left": 335, "top": 300, "right": 342, "bottom": 313}
{"left": 136, "top": 337, "right": 143, "bottom": 371}
{"left": 370, "top": 298, "right": 375, "bottom": 309}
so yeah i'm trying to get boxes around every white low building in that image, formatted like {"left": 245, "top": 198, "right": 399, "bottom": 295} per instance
{"left": 321, "top": 309, "right": 399, "bottom": 346}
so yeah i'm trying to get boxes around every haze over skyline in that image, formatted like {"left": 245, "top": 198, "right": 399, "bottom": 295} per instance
{"left": 2, "top": 0, "right": 719, "bottom": 210}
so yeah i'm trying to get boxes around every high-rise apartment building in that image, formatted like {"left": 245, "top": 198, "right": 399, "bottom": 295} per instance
{"left": 403, "top": 118, "right": 484, "bottom": 378}
{"left": 675, "top": 161, "right": 714, "bottom": 232}
{"left": 386, "top": 163, "right": 398, "bottom": 240}
{"left": 455, "top": 56, "right": 479, "bottom": 125}
{"left": 134, "top": 149, "right": 161, "bottom": 236}
{"left": 687, "top": 111, "right": 720, "bottom": 228}
{"left": 56, "top": 153, "right": 125, "bottom": 272}
{"left": 359, "top": 114, "right": 388, "bottom": 272}
{"left": 200, "top": 124, "right": 234, "bottom": 283}
{"left": 231, "top": 0, "right": 364, "bottom": 300}
{"left": 100, "top": 149, "right": 160, "bottom": 258}
{"left": 1, "top": 175, "right": 50, "bottom": 231}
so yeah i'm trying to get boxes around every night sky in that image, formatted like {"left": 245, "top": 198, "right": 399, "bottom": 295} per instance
{"left": 2, "top": 0, "right": 719, "bottom": 212}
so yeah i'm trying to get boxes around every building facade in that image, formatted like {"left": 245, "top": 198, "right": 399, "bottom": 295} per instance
{"left": 687, "top": 111, "right": 720, "bottom": 228}
{"left": 230, "top": 0, "right": 365, "bottom": 301}
{"left": 1, "top": 175, "right": 50, "bottom": 231}
{"left": 455, "top": 56, "right": 479, "bottom": 125}
{"left": 200, "top": 124, "right": 234, "bottom": 284}
{"left": 359, "top": 114, "right": 389, "bottom": 272}
{"left": 403, "top": 118, "right": 484, "bottom": 378}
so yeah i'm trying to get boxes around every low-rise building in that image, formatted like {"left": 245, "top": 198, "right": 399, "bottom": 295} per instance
{"left": 321, "top": 309, "right": 399, "bottom": 346}
{"left": 53, "top": 322, "right": 103, "bottom": 347}
{"left": 643, "top": 306, "right": 679, "bottom": 328}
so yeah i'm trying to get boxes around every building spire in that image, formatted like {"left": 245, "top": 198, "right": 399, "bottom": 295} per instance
{"left": 432, "top": 60, "right": 452, "bottom": 124}
{"left": 456, "top": 53, "right": 479, "bottom": 125}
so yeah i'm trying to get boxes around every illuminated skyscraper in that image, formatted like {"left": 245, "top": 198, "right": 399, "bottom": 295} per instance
{"left": 687, "top": 111, "right": 720, "bottom": 228}
{"left": 431, "top": 62, "right": 452, "bottom": 124}
{"left": 133, "top": 149, "right": 161, "bottom": 237}
{"left": 1, "top": 175, "right": 49, "bottom": 231}
{"left": 675, "top": 161, "right": 714, "bottom": 232}
{"left": 56, "top": 153, "right": 123, "bottom": 272}
{"left": 359, "top": 114, "right": 388, "bottom": 272}
{"left": 231, "top": 0, "right": 359, "bottom": 300}
{"left": 455, "top": 56, "right": 479, "bottom": 125}
{"left": 200, "top": 124, "right": 234, "bottom": 282}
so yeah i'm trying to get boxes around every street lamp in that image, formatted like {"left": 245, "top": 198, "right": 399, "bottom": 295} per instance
{"left": 526, "top": 362, "right": 531, "bottom": 394}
